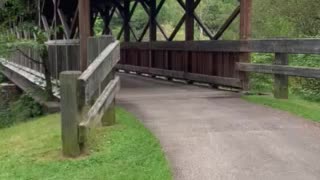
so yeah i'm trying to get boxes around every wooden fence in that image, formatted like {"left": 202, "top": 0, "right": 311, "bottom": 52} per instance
{"left": 120, "top": 42, "right": 242, "bottom": 88}
{"left": 7, "top": 35, "right": 114, "bottom": 82}
{"left": 8, "top": 47, "right": 43, "bottom": 73}
{"left": 60, "top": 39, "right": 120, "bottom": 157}
{"left": 46, "top": 36, "right": 114, "bottom": 79}
{"left": 119, "top": 39, "right": 320, "bottom": 98}
{"left": 236, "top": 40, "right": 320, "bottom": 98}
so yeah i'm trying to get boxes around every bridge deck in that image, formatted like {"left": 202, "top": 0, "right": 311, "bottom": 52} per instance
{"left": 118, "top": 73, "right": 320, "bottom": 180}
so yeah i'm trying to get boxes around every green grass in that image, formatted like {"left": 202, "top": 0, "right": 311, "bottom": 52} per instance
{"left": 0, "top": 108, "right": 172, "bottom": 180}
{"left": 243, "top": 95, "right": 320, "bottom": 123}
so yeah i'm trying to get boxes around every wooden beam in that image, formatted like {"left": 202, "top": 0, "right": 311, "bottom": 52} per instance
{"left": 79, "top": 41, "right": 120, "bottom": 104}
{"left": 57, "top": 9, "right": 71, "bottom": 38}
{"left": 80, "top": 76, "right": 120, "bottom": 128}
{"left": 240, "top": 0, "right": 252, "bottom": 40}
{"left": 213, "top": 5, "right": 240, "bottom": 40}
{"left": 121, "top": 39, "right": 320, "bottom": 54}
{"left": 117, "top": 64, "right": 242, "bottom": 88}
{"left": 169, "top": 15, "right": 186, "bottom": 41}
{"left": 123, "top": 0, "right": 130, "bottom": 42}
{"left": 60, "top": 71, "right": 82, "bottom": 157}
{"left": 239, "top": 0, "right": 252, "bottom": 90}
{"left": 149, "top": 0, "right": 157, "bottom": 41}
{"left": 41, "top": 15, "right": 50, "bottom": 32}
{"left": 139, "top": 0, "right": 168, "bottom": 41}
{"left": 70, "top": 7, "right": 79, "bottom": 38}
{"left": 117, "top": 1, "right": 138, "bottom": 40}
{"left": 274, "top": 53, "right": 288, "bottom": 99}
{"left": 185, "top": 0, "right": 194, "bottom": 41}
{"left": 102, "top": 7, "right": 116, "bottom": 35}
{"left": 237, "top": 62, "right": 320, "bottom": 79}
{"left": 79, "top": 0, "right": 91, "bottom": 71}
{"left": 176, "top": 0, "right": 211, "bottom": 40}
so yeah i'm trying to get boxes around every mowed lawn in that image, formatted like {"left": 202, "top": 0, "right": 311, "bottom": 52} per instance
{"left": 0, "top": 108, "right": 172, "bottom": 180}
{"left": 243, "top": 95, "right": 320, "bottom": 123}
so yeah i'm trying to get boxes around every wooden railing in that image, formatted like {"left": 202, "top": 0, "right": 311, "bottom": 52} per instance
{"left": 119, "top": 39, "right": 320, "bottom": 93}
{"left": 235, "top": 39, "right": 320, "bottom": 99}
{"left": 60, "top": 40, "right": 120, "bottom": 157}
{"left": 120, "top": 41, "right": 242, "bottom": 88}
{"left": 8, "top": 47, "right": 44, "bottom": 73}
{"left": 46, "top": 36, "right": 113, "bottom": 79}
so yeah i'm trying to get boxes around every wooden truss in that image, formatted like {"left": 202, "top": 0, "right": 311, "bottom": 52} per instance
{"left": 40, "top": 0, "right": 244, "bottom": 41}
{"left": 40, "top": 0, "right": 251, "bottom": 72}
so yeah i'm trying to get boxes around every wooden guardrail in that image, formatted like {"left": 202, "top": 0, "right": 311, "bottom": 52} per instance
{"left": 120, "top": 39, "right": 320, "bottom": 96}
{"left": 60, "top": 40, "right": 120, "bottom": 157}
{"left": 235, "top": 39, "right": 320, "bottom": 99}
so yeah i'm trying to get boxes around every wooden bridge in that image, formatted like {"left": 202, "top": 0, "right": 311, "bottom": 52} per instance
{"left": 1, "top": 0, "right": 320, "bottom": 179}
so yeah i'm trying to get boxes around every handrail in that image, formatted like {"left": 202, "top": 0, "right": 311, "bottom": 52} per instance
{"left": 121, "top": 39, "right": 320, "bottom": 54}
{"left": 79, "top": 41, "right": 120, "bottom": 104}
{"left": 60, "top": 37, "right": 120, "bottom": 157}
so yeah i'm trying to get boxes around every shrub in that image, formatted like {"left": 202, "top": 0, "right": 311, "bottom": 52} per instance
{"left": 0, "top": 73, "right": 6, "bottom": 83}
{"left": 290, "top": 54, "right": 320, "bottom": 102}
{"left": 249, "top": 53, "right": 274, "bottom": 92}
{"left": 0, "top": 94, "right": 43, "bottom": 128}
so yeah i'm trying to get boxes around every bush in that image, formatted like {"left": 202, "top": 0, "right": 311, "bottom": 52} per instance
{"left": 0, "top": 94, "right": 43, "bottom": 128}
{"left": 290, "top": 54, "right": 320, "bottom": 102}
{"left": 249, "top": 53, "right": 274, "bottom": 92}
{"left": 0, "top": 73, "right": 6, "bottom": 83}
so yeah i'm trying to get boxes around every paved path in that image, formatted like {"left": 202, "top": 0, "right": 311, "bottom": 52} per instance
{"left": 117, "top": 73, "right": 320, "bottom": 180}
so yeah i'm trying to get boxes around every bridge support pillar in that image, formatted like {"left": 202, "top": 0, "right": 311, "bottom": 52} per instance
{"left": 79, "top": 0, "right": 91, "bottom": 71}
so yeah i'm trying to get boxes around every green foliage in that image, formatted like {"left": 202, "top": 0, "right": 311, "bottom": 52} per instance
{"left": 0, "top": 94, "right": 43, "bottom": 129}
{"left": 0, "top": 73, "right": 6, "bottom": 83}
{"left": 243, "top": 95, "right": 320, "bottom": 123}
{"left": 0, "top": 0, "right": 37, "bottom": 27}
{"left": 249, "top": 54, "right": 274, "bottom": 92}
{"left": 252, "top": 0, "right": 320, "bottom": 38}
{"left": 290, "top": 55, "right": 320, "bottom": 102}
{"left": 0, "top": 108, "right": 172, "bottom": 180}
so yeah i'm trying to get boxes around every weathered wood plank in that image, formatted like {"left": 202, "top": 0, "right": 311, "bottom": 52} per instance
{"left": 79, "top": 41, "right": 120, "bottom": 104}
{"left": 117, "top": 64, "right": 241, "bottom": 88}
{"left": 274, "top": 53, "right": 288, "bottom": 99}
{"left": 121, "top": 39, "right": 320, "bottom": 54}
{"left": 98, "top": 36, "right": 114, "bottom": 53}
{"left": 60, "top": 71, "right": 82, "bottom": 157}
{"left": 46, "top": 39, "right": 80, "bottom": 46}
{"left": 87, "top": 37, "right": 100, "bottom": 65}
{"left": 87, "top": 36, "right": 114, "bottom": 65}
{"left": 237, "top": 62, "right": 320, "bottom": 79}
{"left": 79, "top": 76, "right": 120, "bottom": 128}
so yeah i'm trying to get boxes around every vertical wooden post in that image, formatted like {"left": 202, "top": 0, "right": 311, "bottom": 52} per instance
{"left": 185, "top": 0, "right": 194, "bottom": 41}
{"left": 185, "top": 0, "right": 194, "bottom": 84}
{"left": 60, "top": 71, "right": 82, "bottom": 157}
{"left": 239, "top": 0, "right": 252, "bottom": 90}
{"left": 149, "top": 0, "right": 157, "bottom": 41}
{"left": 79, "top": 0, "right": 91, "bottom": 71}
{"left": 149, "top": 0, "right": 157, "bottom": 76}
{"left": 124, "top": 1, "right": 130, "bottom": 42}
{"left": 274, "top": 53, "right": 289, "bottom": 99}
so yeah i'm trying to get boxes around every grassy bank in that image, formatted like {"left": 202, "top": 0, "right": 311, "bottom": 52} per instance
{"left": 243, "top": 95, "right": 320, "bottom": 123}
{"left": 0, "top": 108, "right": 172, "bottom": 180}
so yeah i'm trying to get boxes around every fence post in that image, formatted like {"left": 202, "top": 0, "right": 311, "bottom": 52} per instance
{"left": 60, "top": 71, "right": 82, "bottom": 157}
{"left": 274, "top": 53, "right": 288, "bottom": 99}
